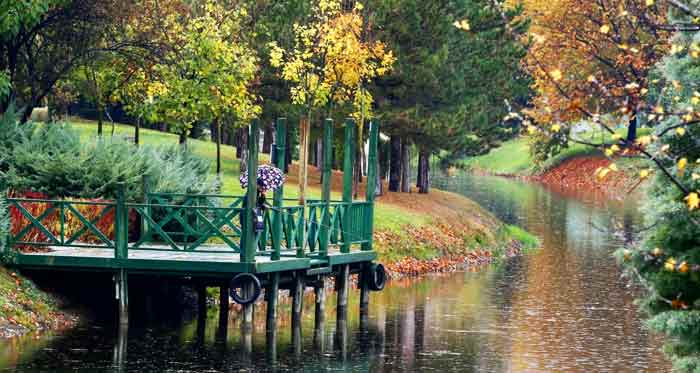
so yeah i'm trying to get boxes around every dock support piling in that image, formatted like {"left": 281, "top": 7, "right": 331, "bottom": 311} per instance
{"left": 266, "top": 273, "right": 279, "bottom": 364}
{"left": 197, "top": 285, "right": 207, "bottom": 317}
{"left": 115, "top": 269, "right": 129, "bottom": 326}
{"left": 314, "top": 278, "right": 326, "bottom": 330}
{"left": 292, "top": 272, "right": 304, "bottom": 323}
{"left": 314, "top": 277, "right": 327, "bottom": 352}
{"left": 242, "top": 282, "right": 254, "bottom": 330}
{"left": 266, "top": 273, "right": 279, "bottom": 333}
{"left": 219, "top": 285, "right": 229, "bottom": 328}
{"left": 360, "top": 266, "right": 370, "bottom": 320}
{"left": 336, "top": 265, "right": 349, "bottom": 320}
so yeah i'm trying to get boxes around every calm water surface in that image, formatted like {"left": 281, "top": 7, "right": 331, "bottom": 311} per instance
{"left": 0, "top": 175, "right": 671, "bottom": 372}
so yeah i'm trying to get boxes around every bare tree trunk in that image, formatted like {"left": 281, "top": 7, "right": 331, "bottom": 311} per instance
{"left": 210, "top": 121, "right": 217, "bottom": 142}
{"left": 239, "top": 128, "right": 248, "bottom": 174}
{"left": 417, "top": 150, "right": 430, "bottom": 194}
{"left": 626, "top": 113, "right": 637, "bottom": 143}
{"left": 389, "top": 136, "right": 401, "bottom": 192}
{"left": 400, "top": 142, "right": 410, "bottom": 193}
{"left": 285, "top": 128, "right": 292, "bottom": 173}
{"left": 235, "top": 127, "right": 244, "bottom": 159}
{"left": 135, "top": 116, "right": 140, "bottom": 146}
{"left": 215, "top": 119, "right": 221, "bottom": 174}
{"left": 375, "top": 151, "right": 383, "bottom": 197}
{"left": 262, "top": 125, "right": 273, "bottom": 154}
{"left": 179, "top": 129, "right": 187, "bottom": 145}
{"left": 298, "top": 117, "right": 310, "bottom": 205}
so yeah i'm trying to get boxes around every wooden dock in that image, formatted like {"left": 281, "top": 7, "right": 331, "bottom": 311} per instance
{"left": 1, "top": 118, "right": 386, "bottom": 334}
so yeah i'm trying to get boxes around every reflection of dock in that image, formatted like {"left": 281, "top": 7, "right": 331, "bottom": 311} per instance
{"left": 3, "top": 118, "right": 385, "bottom": 362}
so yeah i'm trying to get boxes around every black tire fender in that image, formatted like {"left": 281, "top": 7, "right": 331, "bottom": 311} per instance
{"left": 229, "top": 273, "right": 262, "bottom": 305}
{"left": 366, "top": 263, "right": 386, "bottom": 291}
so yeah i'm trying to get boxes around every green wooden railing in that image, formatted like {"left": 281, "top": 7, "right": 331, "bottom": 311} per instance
{"left": 3, "top": 117, "right": 379, "bottom": 266}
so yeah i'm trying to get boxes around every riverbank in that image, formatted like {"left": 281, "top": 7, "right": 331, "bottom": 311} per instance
{"left": 456, "top": 135, "right": 646, "bottom": 197}
{"left": 0, "top": 268, "right": 76, "bottom": 338}
{"left": 0, "top": 119, "right": 537, "bottom": 337}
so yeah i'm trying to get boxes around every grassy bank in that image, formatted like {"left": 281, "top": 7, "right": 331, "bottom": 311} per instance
{"left": 457, "top": 127, "right": 652, "bottom": 176}
{"left": 0, "top": 268, "right": 73, "bottom": 337}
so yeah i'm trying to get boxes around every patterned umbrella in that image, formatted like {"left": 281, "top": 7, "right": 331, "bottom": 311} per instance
{"left": 239, "top": 164, "right": 287, "bottom": 193}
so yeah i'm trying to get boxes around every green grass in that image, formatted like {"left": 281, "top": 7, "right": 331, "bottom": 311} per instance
{"left": 456, "top": 137, "right": 531, "bottom": 174}
{"left": 456, "top": 127, "right": 654, "bottom": 176}
{"left": 500, "top": 224, "right": 539, "bottom": 249}
{"left": 67, "top": 119, "right": 424, "bottom": 231}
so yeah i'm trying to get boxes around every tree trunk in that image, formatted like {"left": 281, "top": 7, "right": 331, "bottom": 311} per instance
{"left": 239, "top": 127, "right": 248, "bottom": 174}
{"left": 135, "top": 116, "right": 140, "bottom": 146}
{"left": 417, "top": 151, "right": 430, "bottom": 194}
{"left": 179, "top": 130, "right": 187, "bottom": 145}
{"left": 210, "top": 121, "right": 217, "bottom": 142}
{"left": 400, "top": 142, "right": 410, "bottom": 193}
{"left": 262, "top": 126, "right": 273, "bottom": 154}
{"left": 97, "top": 102, "right": 104, "bottom": 137}
{"left": 298, "top": 117, "right": 310, "bottom": 205}
{"left": 285, "top": 128, "right": 292, "bottom": 173}
{"left": 215, "top": 119, "right": 222, "bottom": 174}
{"left": 626, "top": 114, "right": 637, "bottom": 143}
{"left": 235, "top": 127, "right": 244, "bottom": 159}
{"left": 375, "top": 151, "right": 383, "bottom": 197}
{"left": 389, "top": 136, "right": 401, "bottom": 192}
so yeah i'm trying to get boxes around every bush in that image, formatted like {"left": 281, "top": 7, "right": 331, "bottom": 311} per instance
{"left": 0, "top": 106, "right": 213, "bottom": 200}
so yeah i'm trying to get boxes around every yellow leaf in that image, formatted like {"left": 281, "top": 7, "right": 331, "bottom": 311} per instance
{"left": 597, "top": 168, "right": 610, "bottom": 180}
{"left": 609, "top": 163, "right": 619, "bottom": 172}
{"left": 640, "top": 169, "right": 651, "bottom": 179}
{"left": 665, "top": 258, "right": 677, "bottom": 271}
{"left": 652, "top": 247, "right": 663, "bottom": 256}
{"left": 550, "top": 69, "right": 563, "bottom": 81}
{"left": 679, "top": 158, "right": 688, "bottom": 171}
{"left": 600, "top": 25, "right": 610, "bottom": 34}
{"left": 551, "top": 123, "right": 561, "bottom": 132}
{"left": 679, "top": 261, "right": 689, "bottom": 273}
{"left": 685, "top": 192, "right": 700, "bottom": 210}
{"left": 646, "top": 0, "right": 654, "bottom": 5}
{"left": 677, "top": 127, "right": 687, "bottom": 136}
{"left": 527, "top": 125, "right": 537, "bottom": 134}
{"left": 636, "top": 135, "right": 652, "bottom": 146}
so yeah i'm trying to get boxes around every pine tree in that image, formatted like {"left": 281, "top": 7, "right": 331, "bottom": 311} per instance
{"left": 621, "top": 4, "right": 700, "bottom": 370}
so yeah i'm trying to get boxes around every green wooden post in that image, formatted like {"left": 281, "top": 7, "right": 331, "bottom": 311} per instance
{"left": 272, "top": 118, "right": 287, "bottom": 261}
{"left": 242, "top": 120, "right": 259, "bottom": 264}
{"left": 363, "top": 120, "right": 379, "bottom": 251}
{"left": 115, "top": 182, "right": 128, "bottom": 260}
{"left": 341, "top": 119, "right": 355, "bottom": 254}
{"left": 319, "top": 118, "right": 333, "bottom": 256}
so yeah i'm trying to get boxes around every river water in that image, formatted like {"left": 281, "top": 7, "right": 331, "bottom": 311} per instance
{"left": 0, "top": 175, "right": 671, "bottom": 372}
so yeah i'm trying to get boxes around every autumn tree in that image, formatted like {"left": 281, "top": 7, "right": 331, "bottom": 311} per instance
{"left": 521, "top": 0, "right": 670, "bottom": 144}
{"left": 269, "top": 0, "right": 394, "bottom": 203}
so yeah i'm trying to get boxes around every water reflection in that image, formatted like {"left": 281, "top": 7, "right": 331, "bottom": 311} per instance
{"left": 0, "top": 175, "right": 671, "bottom": 372}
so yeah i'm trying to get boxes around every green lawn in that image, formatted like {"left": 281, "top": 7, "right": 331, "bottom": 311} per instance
{"left": 67, "top": 119, "right": 421, "bottom": 231}
{"left": 455, "top": 137, "right": 531, "bottom": 174}
{"left": 457, "top": 127, "right": 653, "bottom": 176}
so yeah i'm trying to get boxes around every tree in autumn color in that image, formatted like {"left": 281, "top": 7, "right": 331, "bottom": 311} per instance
{"left": 268, "top": 0, "right": 394, "bottom": 203}
{"left": 521, "top": 0, "right": 670, "bottom": 143}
